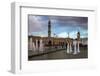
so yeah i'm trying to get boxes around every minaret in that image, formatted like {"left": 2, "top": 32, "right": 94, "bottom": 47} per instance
{"left": 77, "top": 32, "right": 80, "bottom": 40}
{"left": 48, "top": 19, "right": 51, "bottom": 37}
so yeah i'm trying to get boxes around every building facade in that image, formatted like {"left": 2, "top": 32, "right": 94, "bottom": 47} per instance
{"left": 28, "top": 20, "right": 80, "bottom": 52}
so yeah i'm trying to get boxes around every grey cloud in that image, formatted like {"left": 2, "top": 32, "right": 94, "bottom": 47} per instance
{"left": 48, "top": 16, "right": 88, "bottom": 30}
{"left": 28, "top": 15, "right": 88, "bottom": 35}
{"left": 28, "top": 16, "right": 48, "bottom": 34}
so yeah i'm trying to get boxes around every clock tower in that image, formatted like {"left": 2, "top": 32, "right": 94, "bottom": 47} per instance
{"left": 48, "top": 19, "right": 51, "bottom": 37}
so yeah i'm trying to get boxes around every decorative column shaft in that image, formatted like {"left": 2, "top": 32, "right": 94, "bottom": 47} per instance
{"left": 32, "top": 42, "right": 36, "bottom": 51}
{"left": 29, "top": 37, "right": 33, "bottom": 51}
{"left": 36, "top": 39, "right": 38, "bottom": 51}
{"left": 39, "top": 39, "right": 44, "bottom": 52}
{"left": 77, "top": 41, "right": 80, "bottom": 53}
{"left": 70, "top": 43, "right": 72, "bottom": 53}
{"left": 73, "top": 40, "right": 77, "bottom": 55}
{"left": 67, "top": 43, "right": 70, "bottom": 53}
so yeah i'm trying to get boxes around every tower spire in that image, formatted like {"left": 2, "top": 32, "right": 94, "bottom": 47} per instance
{"left": 77, "top": 31, "right": 80, "bottom": 40}
{"left": 48, "top": 19, "right": 51, "bottom": 37}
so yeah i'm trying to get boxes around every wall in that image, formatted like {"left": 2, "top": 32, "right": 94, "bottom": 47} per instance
{"left": 0, "top": 0, "right": 100, "bottom": 76}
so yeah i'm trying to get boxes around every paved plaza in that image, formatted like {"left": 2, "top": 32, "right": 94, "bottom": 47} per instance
{"left": 28, "top": 47, "right": 88, "bottom": 60}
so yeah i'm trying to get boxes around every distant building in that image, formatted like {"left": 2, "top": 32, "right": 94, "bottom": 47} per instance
{"left": 80, "top": 38, "right": 88, "bottom": 45}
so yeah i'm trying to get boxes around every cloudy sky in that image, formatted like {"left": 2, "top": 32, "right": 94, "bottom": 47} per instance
{"left": 28, "top": 15, "right": 88, "bottom": 39}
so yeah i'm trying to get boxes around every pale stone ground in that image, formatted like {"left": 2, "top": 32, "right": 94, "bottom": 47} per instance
{"left": 28, "top": 47, "right": 88, "bottom": 60}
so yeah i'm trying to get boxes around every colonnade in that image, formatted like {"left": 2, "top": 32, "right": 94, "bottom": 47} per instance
{"left": 28, "top": 37, "right": 80, "bottom": 55}
{"left": 28, "top": 37, "right": 44, "bottom": 52}
{"left": 66, "top": 40, "right": 80, "bottom": 55}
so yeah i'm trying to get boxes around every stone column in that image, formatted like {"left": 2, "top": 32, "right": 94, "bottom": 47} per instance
{"left": 35, "top": 39, "right": 38, "bottom": 51}
{"left": 32, "top": 42, "right": 36, "bottom": 51}
{"left": 73, "top": 40, "right": 77, "bottom": 55}
{"left": 70, "top": 43, "right": 72, "bottom": 53}
{"left": 39, "top": 39, "right": 44, "bottom": 52}
{"left": 67, "top": 43, "right": 70, "bottom": 53}
{"left": 29, "top": 37, "right": 33, "bottom": 51}
{"left": 77, "top": 40, "right": 80, "bottom": 53}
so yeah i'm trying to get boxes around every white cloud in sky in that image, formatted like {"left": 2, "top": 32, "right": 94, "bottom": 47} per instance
{"left": 58, "top": 32, "right": 68, "bottom": 38}
{"left": 31, "top": 32, "right": 47, "bottom": 37}
{"left": 70, "top": 31, "right": 78, "bottom": 39}
{"left": 58, "top": 31, "right": 85, "bottom": 39}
